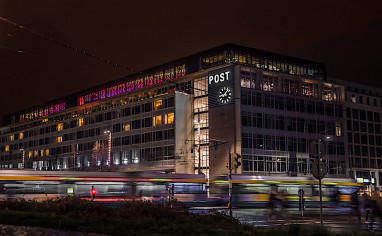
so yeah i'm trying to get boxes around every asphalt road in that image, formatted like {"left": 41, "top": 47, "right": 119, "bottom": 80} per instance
{"left": 227, "top": 207, "right": 380, "bottom": 233}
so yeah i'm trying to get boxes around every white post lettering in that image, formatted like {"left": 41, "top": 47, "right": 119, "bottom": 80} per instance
{"left": 209, "top": 76, "right": 214, "bottom": 84}
{"left": 214, "top": 74, "right": 219, "bottom": 83}
{"left": 225, "top": 71, "right": 230, "bottom": 80}
{"left": 220, "top": 73, "right": 225, "bottom": 82}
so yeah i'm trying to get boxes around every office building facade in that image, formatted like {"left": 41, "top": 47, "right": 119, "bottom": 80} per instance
{"left": 0, "top": 44, "right": 348, "bottom": 178}
{"left": 334, "top": 79, "right": 382, "bottom": 186}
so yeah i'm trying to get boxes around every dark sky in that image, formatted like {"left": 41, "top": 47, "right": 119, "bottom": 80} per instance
{"left": 1, "top": 1, "right": 382, "bottom": 125}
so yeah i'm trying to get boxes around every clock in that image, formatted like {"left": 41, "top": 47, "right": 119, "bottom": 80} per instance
{"left": 219, "top": 87, "right": 232, "bottom": 104}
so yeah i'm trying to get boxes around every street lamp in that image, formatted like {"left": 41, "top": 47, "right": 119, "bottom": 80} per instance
{"left": 194, "top": 119, "right": 204, "bottom": 174}
{"left": 104, "top": 130, "right": 111, "bottom": 167}
{"left": 20, "top": 149, "right": 25, "bottom": 169}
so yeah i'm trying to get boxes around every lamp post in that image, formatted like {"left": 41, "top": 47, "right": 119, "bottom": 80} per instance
{"left": 194, "top": 118, "right": 204, "bottom": 174}
{"left": 104, "top": 130, "right": 111, "bottom": 167}
{"left": 20, "top": 149, "right": 25, "bottom": 169}
{"left": 314, "top": 129, "right": 332, "bottom": 227}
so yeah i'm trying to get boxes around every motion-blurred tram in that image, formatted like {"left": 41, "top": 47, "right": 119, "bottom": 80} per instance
{"left": 212, "top": 175, "right": 363, "bottom": 208}
{"left": 0, "top": 170, "right": 210, "bottom": 207}
{"left": 0, "top": 170, "right": 362, "bottom": 208}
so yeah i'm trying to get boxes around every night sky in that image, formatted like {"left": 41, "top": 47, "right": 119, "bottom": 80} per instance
{"left": 1, "top": 1, "right": 382, "bottom": 125}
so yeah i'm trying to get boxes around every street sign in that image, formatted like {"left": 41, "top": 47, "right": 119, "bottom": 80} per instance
{"left": 310, "top": 140, "right": 325, "bottom": 159}
{"left": 311, "top": 161, "right": 327, "bottom": 180}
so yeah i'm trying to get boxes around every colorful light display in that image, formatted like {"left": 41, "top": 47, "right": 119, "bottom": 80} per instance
{"left": 77, "top": 64, "right": 185, "bottom": 106}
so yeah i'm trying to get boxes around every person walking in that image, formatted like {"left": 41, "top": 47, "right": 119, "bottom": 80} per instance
{"left": 268, "top": 190, "right": 277, "bottom": 219}
{"left": 349, "top": 190, "right": 360, "bottom": 222}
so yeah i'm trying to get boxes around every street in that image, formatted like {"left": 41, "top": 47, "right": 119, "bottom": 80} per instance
{"left": 223, "top": 208, "right": 380, "bottom": 233}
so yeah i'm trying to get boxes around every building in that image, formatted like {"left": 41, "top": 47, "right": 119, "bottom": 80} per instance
{"left": 333, "top": 79, "right": 382, "bottom": 186}
{"left": 0, "top": 44, "right": 347, "bottom": 179}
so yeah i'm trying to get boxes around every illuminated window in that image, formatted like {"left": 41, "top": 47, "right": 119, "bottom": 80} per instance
{"left": 28, "top": 151, "right": 33, "bottom": 158}
{"left": 57, "top": 123, "right": 63, "bottom": 131}
{"left": 10, "top": 135, "right": 14, "bottom": 141}
{"left": 123, "top": 123, "right": 130, "bottom": 131}
{"left": 166, "top": 113, "right": 174, "bottom": 124}
{"left": 45, "top": 149, "right": 49, "bottom": 156}
{"left": 154, "top": 100, "right": 163, "bottom": 110}
{"left": 19, "top": 132, "right": 23, "bottom": 140}
{"left": 34, "top": 150, "right": 38, "bottom": 157}
{"left": 336, "top": 123, "right": 342, "bottom": 137}
{"left": 78, "top": 118, "right": 84, "bottom": 127}
{"left": 351, "top": 95, "right": 356, "bottom": 103}
{"left": 153, "top": 115, "right": 162, "bottom": 126}
{"left": 40, "top": 150, "right": 44, "bottom": 157}
{"left": 57, "top": 136, "right": 63, "bottom": 143}
{"left": 5, "top": 145, "right": 9, "bottom": 152}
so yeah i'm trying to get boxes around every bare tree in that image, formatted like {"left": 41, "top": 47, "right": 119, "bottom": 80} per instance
{"left": 92, "top": 141, "right": 108, "bottom": 170}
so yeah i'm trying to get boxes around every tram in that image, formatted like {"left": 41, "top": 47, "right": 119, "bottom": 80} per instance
{"left": 0, "top": 170, "right": 362, "bottom": 208}
{"left": 212, "top": 175, "right": 363, "bottom": 208}
{"left": 0, "top": 170, "right": 210, "bottom": 207}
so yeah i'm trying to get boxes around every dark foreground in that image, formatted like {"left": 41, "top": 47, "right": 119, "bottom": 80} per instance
{"left": 0, "top": 197, "right": 375, "bottom": 235}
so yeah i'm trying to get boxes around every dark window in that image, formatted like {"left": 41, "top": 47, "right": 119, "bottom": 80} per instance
{"left": 113, "top": 124, "right": 121, "bottom": 133}
{"left": 143, "top": 133, "right": 151, "bottom": 143}
{"left": 144, "top": 102, "right": 152, "bottom": 112}
{"left": 133, "top": 105, "right": 140, "bottom": 115}
{"left": 106, "top": 112, "right": 112, "bottom": 120}
{"left": 122, "top": 136, "right": 130, "bottom": 145}
{"left": 132, "top": 119, "right": 141, "bottom": 129}
{"left": 167, "top": 97, "right": 174, "bottom": 107}
{"left": 168, "top": 129, "right": 174, "bottom": 139}
{"left": 122, "top": 107, "right": 131, "bottom": 117}
{"left": 132, "top": 135, "right": 141, "bottom": 144}
{"left": 375, "top": 112, "right": 380, "bottom": 123}
{"left": 113, "top": 137, "right": 121, "bottom": 147}
{"left": 154, "top": 131, "right": 163, "bottom": 141}
{"left": 143, "top": 117, "right": 152, "bottom": 128}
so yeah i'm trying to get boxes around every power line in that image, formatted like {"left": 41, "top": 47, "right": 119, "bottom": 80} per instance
{"left": 0, "top": 16, "right": 136, "bottom": 72}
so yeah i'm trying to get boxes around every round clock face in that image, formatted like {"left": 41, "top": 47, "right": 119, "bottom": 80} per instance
{"left": 219, "top": 87, "right": 232, "bottom": 104}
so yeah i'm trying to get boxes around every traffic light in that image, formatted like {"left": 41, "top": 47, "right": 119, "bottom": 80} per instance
{"left": 91, "top": 186, "right": 96, "bottom": 201}
{"left": 230, "top": 153, "right": 241, "bottom": 169}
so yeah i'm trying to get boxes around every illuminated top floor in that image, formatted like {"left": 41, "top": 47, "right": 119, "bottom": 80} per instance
{"left": 2, "top": 43, "right": 326, "bottom": 126}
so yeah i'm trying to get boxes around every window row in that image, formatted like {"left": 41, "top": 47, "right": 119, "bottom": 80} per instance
{"left": 242, "top": 155, "right": 346, "bottom": 175}
{"left": 241, "top": 91, "right": 343, "bottom": 117}
{"left": 242, "top": 112, "right": 341, "bottom": 136}
{"left": 0, "top": 98, "right": 176, "bottom": 144}
{"left": 346, "top": 108, "right": 381, "bottom": 122}
{"left": 240, "top": 73, "right": 339, "bottom": 101}
{"left": 201, "top": 50, "right": 325, "bottom": 80}
{"left": 347, "top": 93, "right": 382, "bottom": 108}
{"left": 242, "top": 133, "right": 345, "bottom": 155}
{"left": 347, "top": 133, "right": 382, "bottom": 146}
{"left": 112, "top": 129, "right": 175, "bottom": 146}
{"left": 0, "top": 125, "right": 175, "bottom": 152}
{"left": 348, "top": 144, "right": 382, "bottom": 158}
{"left": 346, "top": 120, "right": 381, "bottom": 134}
{"left": 352, "top": 157, "right": 382, "bottom": 169}
{"left": 1, "top": 113, "right": 175, "bottom": 149}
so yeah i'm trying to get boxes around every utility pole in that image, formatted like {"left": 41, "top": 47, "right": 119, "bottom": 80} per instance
{"left": 319, "top": 162, "right": 323, "bottom": 227}
{"left": 20, "top": 149, "right": 25, "bottom": 169}
{"left": 195, "top": 109, "right": 203, "bottom": 175}
{"left": 310, "top": 138, "right": 326, "bottom": 227}
{"left": 228, "top": 148, "right": 232, "bottom": 217}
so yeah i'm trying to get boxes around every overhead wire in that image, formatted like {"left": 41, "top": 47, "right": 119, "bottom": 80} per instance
{"left": 0, "top": 16, "right": 136, "bottom": 72}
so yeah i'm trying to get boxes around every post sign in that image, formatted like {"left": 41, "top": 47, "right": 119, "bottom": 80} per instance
{"left": 208, "top": 71, "right": 230, "bottom": 85}
{"left": 208, "top": 67, "right": 234, "bottom": 108}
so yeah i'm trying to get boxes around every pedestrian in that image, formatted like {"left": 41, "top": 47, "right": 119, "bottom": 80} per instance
{"left": 363, "top": 192, "right": 373, "bottom": 224}
{"left": 268, "top": 190, "right": 277, "bottom": 219}
{"left": 280, "top": 190, "right": 289, "bottom": 217}
{"left": 349, "top": 190, "right": 360, "bottom": 222}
